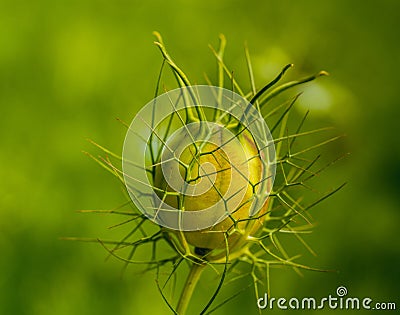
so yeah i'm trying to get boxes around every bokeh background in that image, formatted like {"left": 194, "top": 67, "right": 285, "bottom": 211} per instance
{"left": 1, "top": 0, "right": 399, "bottom": 314}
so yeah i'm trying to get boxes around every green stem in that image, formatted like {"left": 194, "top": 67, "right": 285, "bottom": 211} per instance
{"left": 176, "top": 262, "right": 206, "bottom": 315}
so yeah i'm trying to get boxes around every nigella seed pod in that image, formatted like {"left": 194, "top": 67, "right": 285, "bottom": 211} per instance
{"left": 154, "top": 125, "right": 271, "bottom": 250}
{"left": 122, "top": 85, "right": 276, "bottom": 252}
{"left": 77, "top": 32, "right": 344, "bottom": 315}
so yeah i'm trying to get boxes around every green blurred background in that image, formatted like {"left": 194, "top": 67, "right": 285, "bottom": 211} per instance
{"left": 1, "top": 0, "right": 399, "bottom": 314}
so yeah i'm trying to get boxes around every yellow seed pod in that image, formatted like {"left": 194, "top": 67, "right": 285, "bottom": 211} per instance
{"left": 154, "top": 125, "right": 268, "bottom": 250}
{"left": 122, "top": 86, "right": 275, "bottom": 254}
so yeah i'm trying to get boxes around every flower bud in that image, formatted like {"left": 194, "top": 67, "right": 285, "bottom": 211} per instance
{"left": 154, "top": 125, "right": 269, "bottom": 250}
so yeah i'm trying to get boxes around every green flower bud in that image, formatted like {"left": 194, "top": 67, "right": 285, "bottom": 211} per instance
{"left": 154, "top": 125, "right": 269, "bottom": 250}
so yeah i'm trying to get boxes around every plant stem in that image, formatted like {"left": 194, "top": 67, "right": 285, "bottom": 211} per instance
{"left": 176, "top": 262, "right": 206, "bottom": 315}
